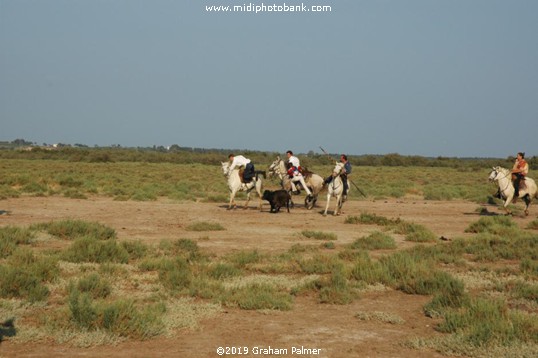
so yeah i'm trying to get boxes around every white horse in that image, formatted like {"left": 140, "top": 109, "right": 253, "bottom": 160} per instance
{"left": 323, "top": 162, "right": 349, "bottom": 216}
{"left": 488, "top": 166, "right": 538, "bottom": 216}
{"left": 267, "top": 156, "right": 324, "bottom": 209}
{"left": 221, "top": 162, "right": 264, "bottom": 210}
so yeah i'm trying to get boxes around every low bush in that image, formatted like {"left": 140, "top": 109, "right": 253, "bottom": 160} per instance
{"left": 74, "top": 273, "right": 112, "bottom": 299}
{"left": 350, "top": 231, "right": 396, "bottom": 250}
{"left": 62, "top": 237, "right": 129, "bottom": 264}
{"left": 301, "top": 230, "right": 337, "bottom": 241}
{"left": 221, "top": 283, "right": 292, "bottom": 310}
{"left": 158, "top": 258, "right": 192, "bottom": 292}
{"left": 32, "top": 220, "right": 116, "bottom": 240}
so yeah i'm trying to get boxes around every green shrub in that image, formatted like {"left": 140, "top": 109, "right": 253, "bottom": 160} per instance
{"left": 0, "top": 265, "right": 50, "bottom": 302}
{"left": 526, "top": 219, "right": 538, "bottom": 230}
{"left": 32, "top": 219, "right": 116, "bottom": 240}
{"left": 350, "top": 231, "right": 396, "bottom": 250}
{"left": 465, "top": 216, "right": 518, "bottom": 235}
{"left": 0, "top": 226, "right": 35, "bottom": 258}
{"left": 158, "top": 258, "right": 192, "bottom": 291}
{"left": 299, "top": 254, "right": 342, "bottom": 274}
{"left": 62, "top": 236, "right": 129, "bottom": 264}
{"left": 318, "top": 265, "right": 354, "bottom": 304}
{"left": 222, "top": 283, "right": 292, "bottom": 311}
{"left": 437, "top": 297, "right": 535, "bottom": 347}
{"left": 394, "top": 222, "right": 436, "bottom": 242}
{"left": 121, "top": 240, "right": 149, "bottom": 260}
{"left": 345, "top": 213, "right": 395, "bottom": 226}
{"left": 350, "top": 252, "right": 389, "bottom": 285}
{"left": 99, "top": 299, "right": 165, "bottom": 339}
{"left": 69, "top": 288, "right": 97, "bottom": 329}
{"left": 74, "top": 273, "right": 112, "bottom": 299}
{"left": 226, "top": 250, "right": 261, "bottom": 268}
{"left": 209, "top": 263, "right": 242, "bottom": 279}
{"left": 301, "top": 230, "right": 337, "bottom": 241}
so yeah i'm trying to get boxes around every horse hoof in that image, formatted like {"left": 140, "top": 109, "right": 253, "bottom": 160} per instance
{"left": 525, "top": 210, "right": 529, "bottom": 216}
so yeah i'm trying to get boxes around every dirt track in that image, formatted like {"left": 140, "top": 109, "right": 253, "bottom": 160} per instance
{"left": 0, "top": 196, "right": 535, "bottom": 357}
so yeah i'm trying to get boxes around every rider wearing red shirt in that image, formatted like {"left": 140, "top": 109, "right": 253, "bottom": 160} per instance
{"left": 512, "top": 152, "right": 529, "bottom": 199}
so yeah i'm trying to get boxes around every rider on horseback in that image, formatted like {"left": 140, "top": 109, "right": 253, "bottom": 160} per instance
{"left": 286, "top": 150, "right": 302, "bottom": 194}
{"left": 512, "top": 152, "right": 529, "bottom": 201}
{"left": 324, "top": 154, "right": 352, "bottom": 200}
{"left": 228, "top": 154, "right": 255, "bottom": 183}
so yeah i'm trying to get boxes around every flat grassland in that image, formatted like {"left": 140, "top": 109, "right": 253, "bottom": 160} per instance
{"left": 0, "top": 159, "right": 537, "bottom": 357}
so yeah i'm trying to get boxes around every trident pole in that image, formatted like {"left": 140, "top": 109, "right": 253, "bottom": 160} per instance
{"left": 319, "top": 146, "right": 366, "bottom": 197}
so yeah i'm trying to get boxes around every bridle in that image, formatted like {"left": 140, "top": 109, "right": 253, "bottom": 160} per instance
{"left": 491, "top": 168, "right": 512, "bottom": 193}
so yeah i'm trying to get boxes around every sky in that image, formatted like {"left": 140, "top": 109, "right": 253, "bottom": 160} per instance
{"left": 1, "top": 0, "right": 537, "bottom": 157}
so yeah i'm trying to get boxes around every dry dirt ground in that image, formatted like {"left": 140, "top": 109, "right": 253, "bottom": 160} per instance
{"left": 0, "top": 196, "right": 536, "bottom": 357}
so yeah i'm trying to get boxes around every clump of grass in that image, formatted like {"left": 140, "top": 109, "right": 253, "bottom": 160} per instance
{"left": 221, "top": 283, "right": 292, "bottom": 311}
{"left": 300, "top": 230, "right": 337, "bottom": 241}
{"left": 172, "top": 239, "right": 204, "bottom": 262}
{"left": 350, "top": 231, "right": 396, "bottom": 250}
{"left": 185, "top": 221, "right": 224, "bottom": 232}
{"left": 463, "top": 232, "right": 536, "bottom": 262}
{"left": 465, "top": 216, "right": 518, "bottom": 235}
{"left": 158, "top": 258, "right": 192, "bottom": 292}
{"left": 0, "top": 248, "right": 59, "bottom": 302}
{"left": 437, "top": 297, "right": 537, "bottom": 347}
{"left": 345, "top": 213, "right": 395, "bottom": 226}
{"left": 394, "top": 222, "right": 436, "bottom": 242}
{"left": 299, "top": 254, "right": 342, "bottom": 274}
{"left": 526, "top": 219, "right": 538, "bottom": 230}
{"left": 32, "top": 220, "right": 116, "bottom": 240}
{"left": 121, "top": 240, "right": 149, "bottom": 260}
{"left": 318, "top": 264, "right": 354, "bottom": 304}
{"left": 520, "top": 258, "right": 538, "bottom": 276}
{"left": 208, "top": 263, "right": 242, "bottom": 280}
{"left": 321, "top": 242, "right": 336, "bottom": 249}
{"left": 225, "top": 250, "right": 261, "bottom": 268}
{"left": 355, "top": 311, "right": 404, "bottom": 324}
{"left": 68, "top": 288, "right": 166, "bottom": 339}
{"left": 350, "top": 251, "right": 388, "bottom": 285}
{"left": 62, "top": 237, "right": 129, "bottom": 264}
{"left": 0, "top": 265, "right": 50, "bottom": 302}
{"left": 73, "top": 273, "right": 112, "bottom": 299}
{"left": 0, "top": 226, "right": 35, "bottom": 258}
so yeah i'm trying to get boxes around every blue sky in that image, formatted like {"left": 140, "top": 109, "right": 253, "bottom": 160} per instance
{"left": 1, "top": 0, "right": 537, "bottom": 157}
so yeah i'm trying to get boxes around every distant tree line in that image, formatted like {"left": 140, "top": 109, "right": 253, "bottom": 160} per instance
{"left": 1, "top": 142, "right": 535, "bottom": 170}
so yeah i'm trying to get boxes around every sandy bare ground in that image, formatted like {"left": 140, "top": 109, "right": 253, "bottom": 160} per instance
{"left": 0, "top": 196, "right": 535, "bottom": 357}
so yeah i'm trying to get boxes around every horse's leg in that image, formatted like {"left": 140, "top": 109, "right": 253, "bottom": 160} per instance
{"left": 503, "top": 194, "right": 513, "bottom": 215}
{"left": 523, "top": 194, "right": 531, "bottom": 216}
{"left": 323, "top": 192, "right": 331, "bottom": 216}
{"left": 334, "top": 193, "right": 342, "bottom": 216}
{"left": 228, "top": 189, "right": 237, "bottom": 210}
{"left": 243, "top": 188, "right": 251, "bottom": 209}
{"left": 256, "top": 179, "right": 263, "bottom": 211}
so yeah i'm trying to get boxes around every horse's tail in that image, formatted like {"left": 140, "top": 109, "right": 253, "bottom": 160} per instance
{"left": 255, "top": 170, "right": 266, "bottom": 180}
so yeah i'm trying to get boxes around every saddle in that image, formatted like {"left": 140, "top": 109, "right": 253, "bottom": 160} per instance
{"left": 511, "top": 174, "right": 527, "bottom": 190}
{"left": 238, "top": 168, "right": 253, "bottom": 184}
{"left": 300, "top": 167, "right": 312, "bottom": 179}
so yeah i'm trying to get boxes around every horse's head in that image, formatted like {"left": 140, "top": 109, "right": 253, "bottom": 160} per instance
{"left": 488, "top": 166, "right": 505, "bottom": 182}
{"left": 221, "top": 162, "right": 230, "bottom": 177}
{"left": 333, "top": 162, "right": 345, "bottom": 176}
{"left": 268, "top": 156, "right": 284, "bottom": 178}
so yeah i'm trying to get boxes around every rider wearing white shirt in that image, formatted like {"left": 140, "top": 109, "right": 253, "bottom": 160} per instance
{"left": 228, "top": 154, "right": 255, "bottom": 183}
{"left": 286, "top": 150, "right": 303, "bottom": 194}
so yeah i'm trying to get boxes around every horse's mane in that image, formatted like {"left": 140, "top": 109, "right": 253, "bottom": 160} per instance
{"left": 496, "top": 167, "right": 511, "bottom": 176}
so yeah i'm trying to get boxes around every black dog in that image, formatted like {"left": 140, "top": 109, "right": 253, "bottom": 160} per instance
{"left": 262, "top": 190, "right": 291, "bottom": 213}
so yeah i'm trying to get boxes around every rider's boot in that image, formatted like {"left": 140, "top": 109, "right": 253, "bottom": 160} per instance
{"left": 291, "top": 182, "right": 300, "bottom": 195}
